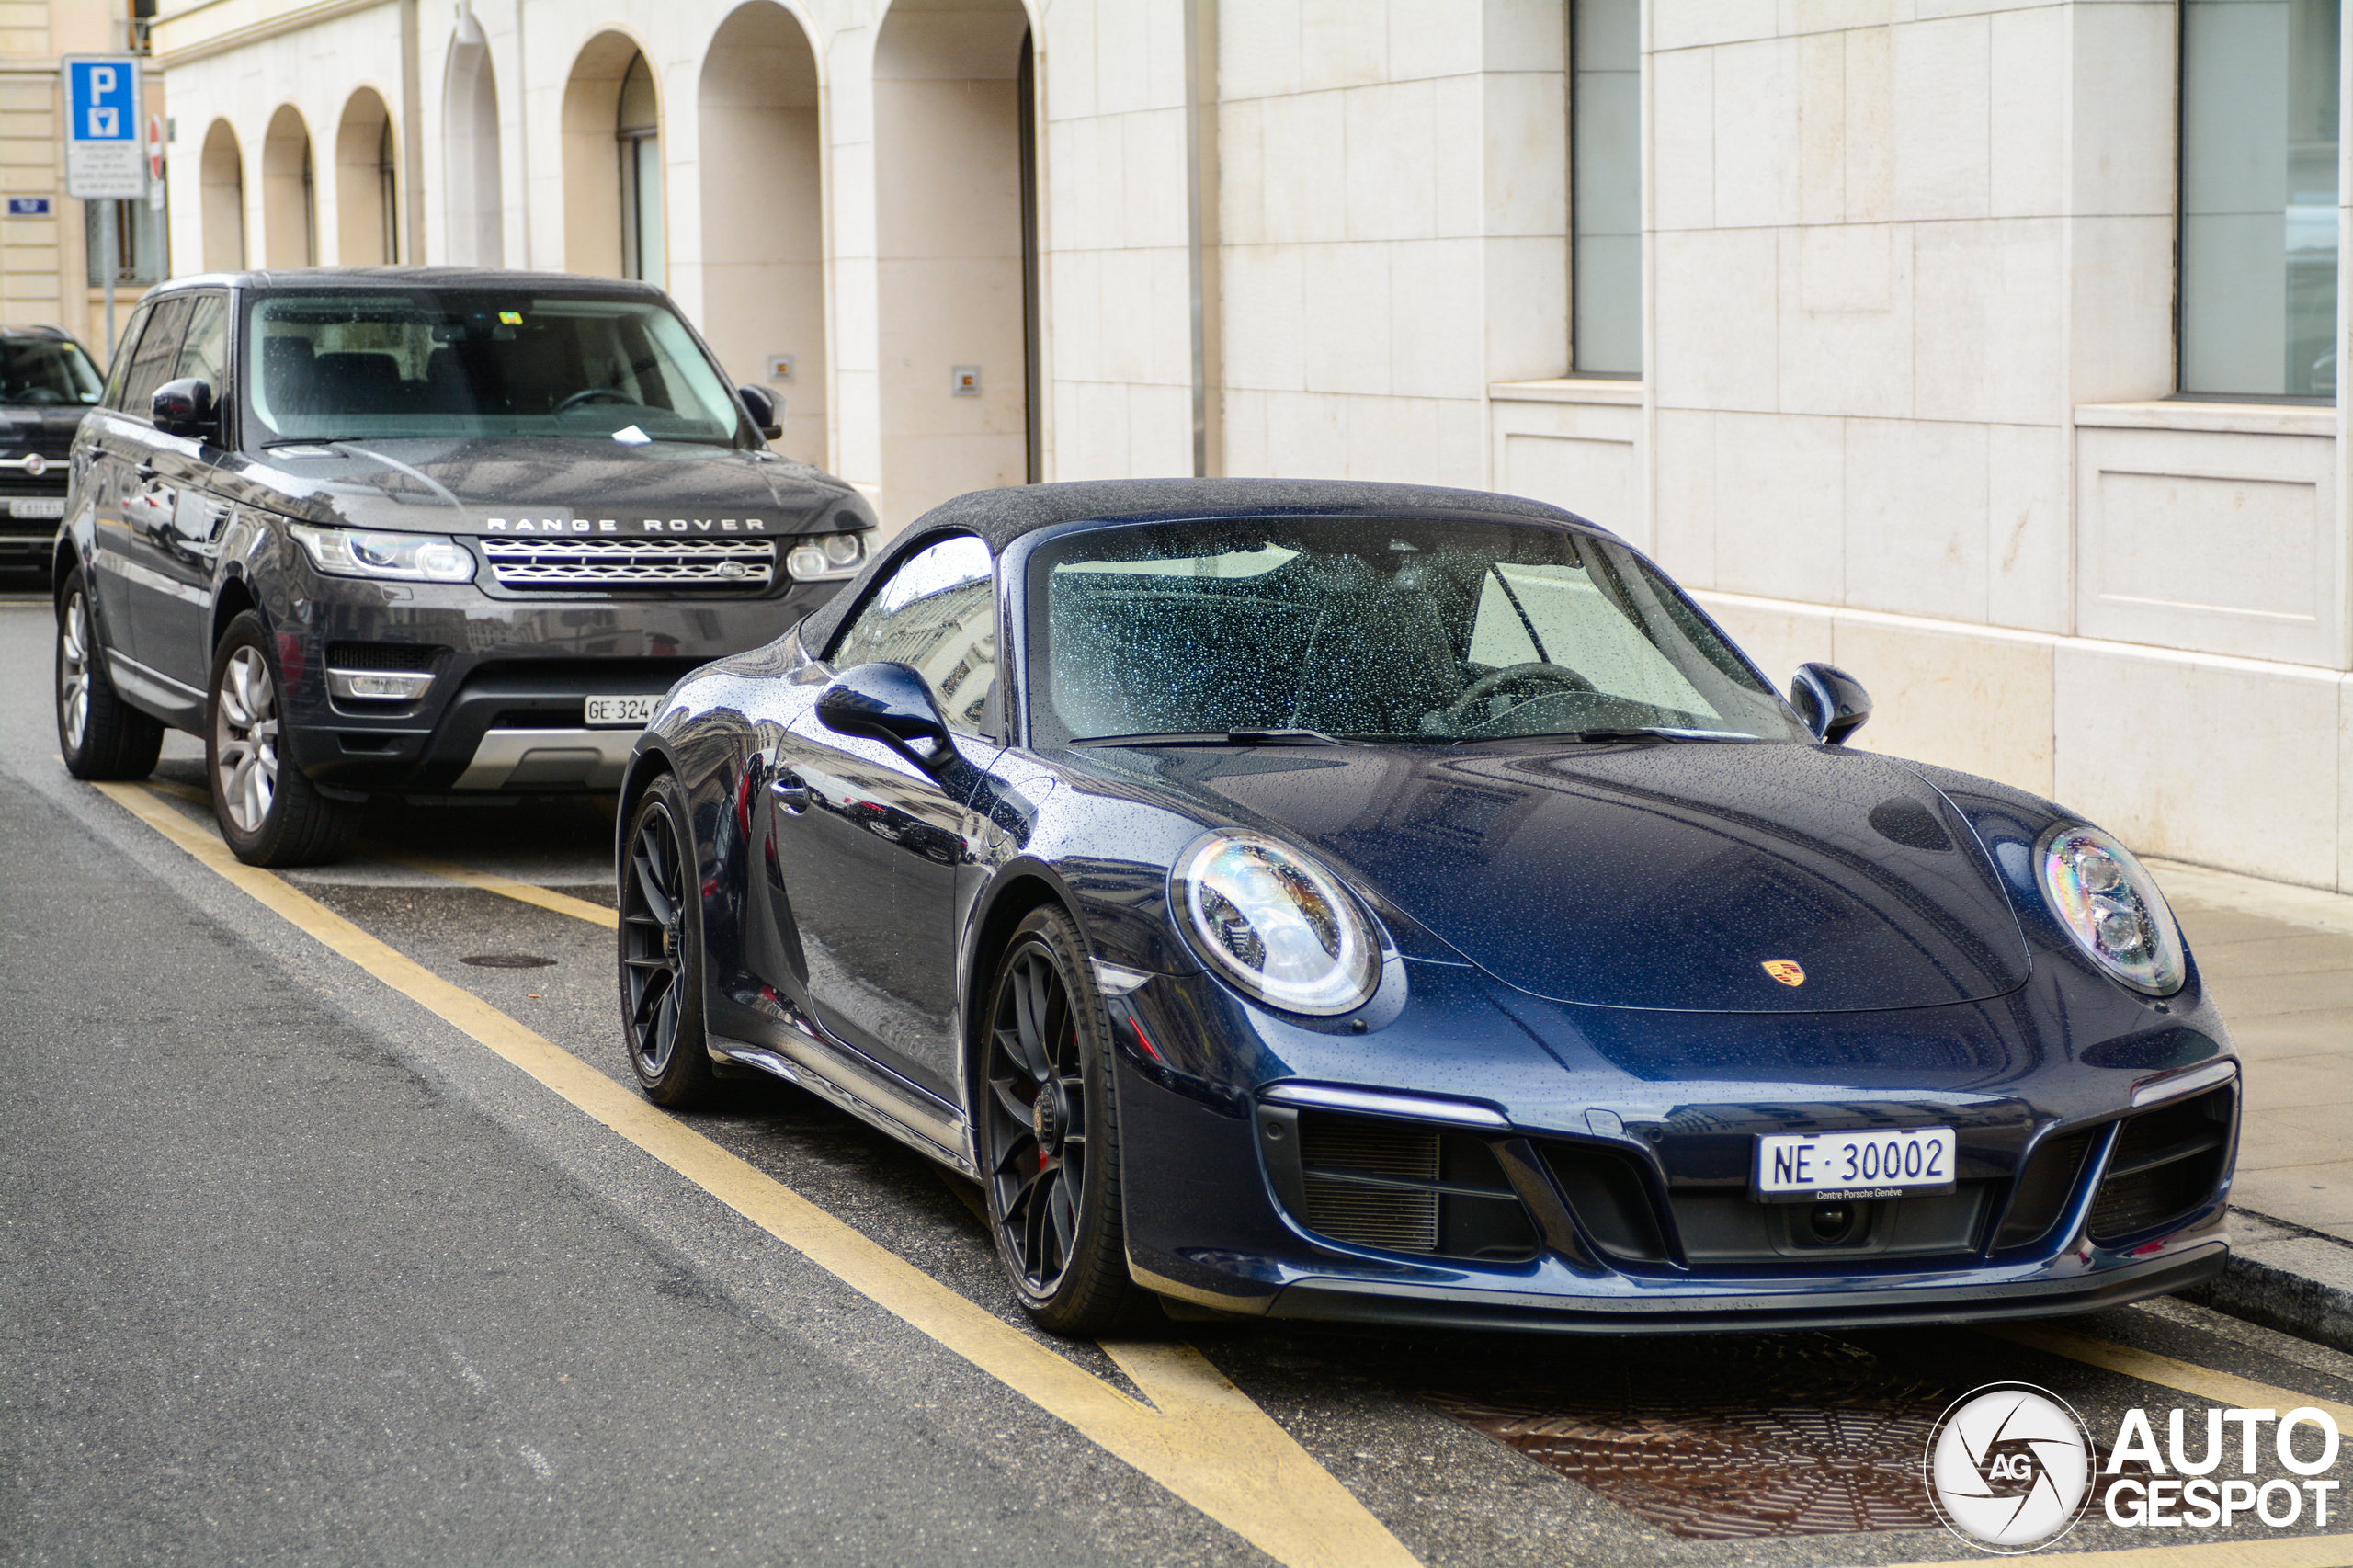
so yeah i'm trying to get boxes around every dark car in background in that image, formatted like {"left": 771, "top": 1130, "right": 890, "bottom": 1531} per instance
{"left": 0, "top": 324, "right": 105, "bottom": 578}
{"left": 53, "top": 267, "right": 875, "bottom": 866}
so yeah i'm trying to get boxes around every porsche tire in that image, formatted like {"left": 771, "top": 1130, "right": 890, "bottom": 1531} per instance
{"left": 206, "top": 612, "right": 358, "bottom": 867}
{"left": 977, "top": 904, "right": 1139, "bottom": 1335}
{"left": 620, "top": 772, "right": 728, "bottom": 1109}
{"left": 55, "top": 571, "right": 163, "bottom": 781}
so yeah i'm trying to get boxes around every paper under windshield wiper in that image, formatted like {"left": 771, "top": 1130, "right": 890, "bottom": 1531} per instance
{"left": 1074, "top": 728, "right": 1356, "bottom": 747}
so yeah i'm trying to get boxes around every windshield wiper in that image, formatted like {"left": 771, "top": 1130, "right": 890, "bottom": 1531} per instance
{"left": 1453, "top": 726, "right": 1758, "bottom": 745}
{"left": 1074, "top": 728, "right": 1357, "bottom": 748}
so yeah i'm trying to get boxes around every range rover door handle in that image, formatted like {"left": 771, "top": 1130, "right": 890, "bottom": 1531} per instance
{"left": 769, "top": 775, "right": 810, "bottom": 814}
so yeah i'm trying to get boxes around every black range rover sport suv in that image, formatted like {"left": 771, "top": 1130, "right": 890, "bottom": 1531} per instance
{"left": 0, "top": 324, "right": 105, "bottom": 576}
{"left": 54, "top": 268, "right": 876, "bottom": 865}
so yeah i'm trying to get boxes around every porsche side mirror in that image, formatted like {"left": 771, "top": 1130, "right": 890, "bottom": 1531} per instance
{"left": 152, "top": 377, "right": 217, "bottom": 441}
{"left": 817, "top": 661, "right": 953, "bottom": 770}
{"left": 737, "top": 384, "right": 783, "bottom": 441}
{"left": 1790, "top": 662, "right": 1872, "bottom": 745}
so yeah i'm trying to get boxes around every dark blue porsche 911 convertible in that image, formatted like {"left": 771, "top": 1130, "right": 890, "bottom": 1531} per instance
{"left": 615, "top": 479, "right": 2236, "bottom": 1336}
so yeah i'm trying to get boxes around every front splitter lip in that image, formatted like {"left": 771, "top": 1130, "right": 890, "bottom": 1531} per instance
{"left": 1262, "top": 1243, "right": 2228, "bottom": 1334}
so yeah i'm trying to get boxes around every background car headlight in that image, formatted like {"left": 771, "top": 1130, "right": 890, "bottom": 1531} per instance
{"left": 786, "top": 530, "right": 869, "bottom": 581}
{"left": 1171, "top": 830, "right": 1380, "bottom": 1016}
{"left": 2036, "top": 823, "right": 2186, "bottom": 995}
{"left": 290, "top": 522, "right": 475, "bottom": 583}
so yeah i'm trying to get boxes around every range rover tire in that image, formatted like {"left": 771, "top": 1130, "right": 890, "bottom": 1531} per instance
{"left": 55, "top": 569, "right": 163, "bottom": 781}
{"left": 206, "top": 611, "right": 358, "bottom": 867}
{"left": 620, "top": 771, "right": 729, "bottom": 1108}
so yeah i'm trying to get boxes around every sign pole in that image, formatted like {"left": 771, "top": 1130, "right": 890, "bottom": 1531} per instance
{"left": 101, "top": 199, "right": 117, "bottom": 358}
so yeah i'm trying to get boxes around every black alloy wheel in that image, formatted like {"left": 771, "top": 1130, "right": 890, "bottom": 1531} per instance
{"left": 205, "top": 611, "right": 358, "bottom": 867}
{"left": 978, "top": 905, "right": 1136, "bottom": 1335}
{"left": 620, "top": 773, "right": 724, "bottom": 1108}
{"left": 54, "top": 569, "right": 162, "bottom": 780}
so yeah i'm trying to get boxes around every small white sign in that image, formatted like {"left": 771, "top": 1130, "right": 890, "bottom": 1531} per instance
{"left": 585, "top": 695, "right": 661, "bottom": 728}
{"left": 63, "top": 57, "right": 144, "bottom": 200}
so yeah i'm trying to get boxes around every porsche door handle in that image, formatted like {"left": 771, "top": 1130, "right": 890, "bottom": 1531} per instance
{"left": 768, "top": 775, "right": 810, "bottom": 814}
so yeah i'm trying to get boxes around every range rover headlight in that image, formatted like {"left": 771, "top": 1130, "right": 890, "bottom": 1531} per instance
{"left": 2036, "top": 823, "right": 2186, "bottom": 995}
{"left": 290, "top": 522, "right": 475, "bottom": 583}
{"left": 1171, "top": 830, "right": 1380, "bottom": 1016}
{"left": 786, "top": 529, "right": 869, "bottom": 581}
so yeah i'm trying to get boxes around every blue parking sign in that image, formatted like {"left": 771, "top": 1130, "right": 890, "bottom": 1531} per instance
{"left": 63, "top": 55, "right": 144, "bottom": 199}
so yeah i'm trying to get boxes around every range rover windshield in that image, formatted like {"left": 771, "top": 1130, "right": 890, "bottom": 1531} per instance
{"left": 1029, "top": 517, "right": 1810, "bottom": 746}
{"left": 1, "top": 336, "right": 101, "bottom": 405}
{"left": 242, "top": 290, "right": 743, "bottom": 446}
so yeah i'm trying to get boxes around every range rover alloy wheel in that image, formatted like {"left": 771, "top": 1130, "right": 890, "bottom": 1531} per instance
{"left": 620, "top": 772, "right": 725, "bottom": 1108}
{"left": 205, "top": 611, "right": 357, "bottom": 867}
{"left": 978, "top": 904, "right": 1137, "bottom": 1335}
{"left": 54, "top": 571, "right": 162, "bottom": 781}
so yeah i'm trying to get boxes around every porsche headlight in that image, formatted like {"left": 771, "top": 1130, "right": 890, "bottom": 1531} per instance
{"left": 1172, "top": 831, "right": 1379, "bottom": 1016}
{"left": 2036, "top": 823, "right": 2185, "bottom": 995}
{"left": 290, "top": 522, "right": 475, "bottom": 583}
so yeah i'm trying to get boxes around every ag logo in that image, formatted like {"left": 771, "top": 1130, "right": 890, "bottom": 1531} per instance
{"left": 1926, "top": 1382, "right": 2095, "bottom": 1553}
{"left": 1761, "top": 959, "right": 1805, "bottom": 986}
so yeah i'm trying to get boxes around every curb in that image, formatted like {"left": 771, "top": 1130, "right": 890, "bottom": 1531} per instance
{"left": 2185, "top": 1208, "right": 2353, "bottom": 1357}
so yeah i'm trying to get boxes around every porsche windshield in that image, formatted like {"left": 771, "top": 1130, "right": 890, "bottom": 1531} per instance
{"left": 242, "top": 290, "right": 743, "bottom": 445}
{"left": 1028, "top": 517, "right": 1809, "bottom": 745}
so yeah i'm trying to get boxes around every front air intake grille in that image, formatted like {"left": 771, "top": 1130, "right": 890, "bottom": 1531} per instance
{"left": 2087, "top": 1085, "right": 2234, "bottom": 1244}
{"left": 327, "top": 642, "right": 445, "bottom": 672}
{"left": 1299, "top": 1114, "right": 1441, "bottom": 1253}
{"left": 482, "top": 535, "right": 775, "bottom": 589}
{"left": 1995, "top": 1130, "right": 2095, "bottom": 1249}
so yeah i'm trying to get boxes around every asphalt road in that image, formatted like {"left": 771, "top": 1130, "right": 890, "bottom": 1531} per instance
{"left": 5, "top": 580, "right": 2353, "bottom": 1568}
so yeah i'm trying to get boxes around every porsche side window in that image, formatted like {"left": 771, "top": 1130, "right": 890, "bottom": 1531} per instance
{"left": 833, "top": 535, "right": 997, "bottom": 737}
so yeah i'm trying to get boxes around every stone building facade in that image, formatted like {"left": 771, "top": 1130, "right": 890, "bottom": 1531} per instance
{"left": 150, "top": 0, "right": 2353, "bottom": 893}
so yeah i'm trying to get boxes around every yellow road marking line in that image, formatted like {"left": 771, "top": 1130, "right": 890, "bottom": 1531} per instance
{"left": 1981, "top": 1322, "right": 2353, "bottom": 1432}
{"left": 1883, "top": 1535, "right": 2353, "bottom": 1567}
{"left": 97, "top": 781, "right": 1417, "bottom": 1568}
{"left": 395, "top": 853, "right": 618, "bottom": 930}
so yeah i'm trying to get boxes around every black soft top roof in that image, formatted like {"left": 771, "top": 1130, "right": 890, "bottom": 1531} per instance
{"left": 800, "top": 477, "right": 1599, "bottom": 656}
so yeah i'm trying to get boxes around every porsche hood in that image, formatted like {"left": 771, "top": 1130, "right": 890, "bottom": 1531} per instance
{"left": 1155, "top": 741, "right": 2034, "bottom": 1015}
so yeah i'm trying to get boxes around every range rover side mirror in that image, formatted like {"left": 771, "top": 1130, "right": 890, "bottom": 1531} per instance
{"left": 736, "top": 384, "right": 783, "bottom": 441}
{"left": 1790, "top": 662, "right": 1872, "bottom": 745}
{"left": 817, "top": 661, "right": 954, "bottom": 771}
{"left": 152, "top": 377, "right": 217, "bottom": 441}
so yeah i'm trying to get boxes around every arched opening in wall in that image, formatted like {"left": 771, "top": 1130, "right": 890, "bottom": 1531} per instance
{"left": 699, "top": 3, "right": 823, "bottom": 460}
{"left": 561, "top": 32, "right": 661, "bottom": 282}
{"left": 335, "top": 88, "right": 398, "bottom": 264}
{"left": 261, "top": 105, "right": 316, "bottom": 267}
{"left": 443, "top": 21, "right": 504, "bottom": 265}
{"left": 199, "top": 119, "right": 245, "bottom": 272}
{"left": 874, "top": 0, "right": 1037, "bottom": 528}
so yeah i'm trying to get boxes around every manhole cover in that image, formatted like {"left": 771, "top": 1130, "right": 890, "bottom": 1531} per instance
{"left": 1422, "top": 1335, "right": 1948, "bottom": 1539}
{"left": 461, "top": 953, "right": 557, "bottom": 969}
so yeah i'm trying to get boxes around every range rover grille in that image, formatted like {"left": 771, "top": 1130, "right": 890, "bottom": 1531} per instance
{"left": 482, "top": 535, "right": 775, "bottom": 589}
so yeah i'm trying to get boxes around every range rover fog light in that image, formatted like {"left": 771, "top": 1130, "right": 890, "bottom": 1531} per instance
{"left": 328, "top": 668, "right": 434, "bottom": 702}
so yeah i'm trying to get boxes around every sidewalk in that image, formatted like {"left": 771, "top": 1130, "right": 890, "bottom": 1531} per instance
{"left": 2149, "top": 857, "right": 2353, "bottom": 1349}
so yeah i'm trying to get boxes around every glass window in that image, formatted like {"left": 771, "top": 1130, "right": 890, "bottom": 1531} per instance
{"left": 0, "top": 335, "right": 103, "bottom": 405}
{"left": 99, "top": 303, "right": 153, "bottom": 409}
{"left": 1029, "top": 517, "right": 1803, "bottom": 747}
{"left": 240, "top": 289, "right": 742, "bottom": 445}
{"left": 2180, "top": 0, "right": 2340, "bottom": 398}
{"left": 119, "top": 296, "right": 193, "bottom": 417}
{"left": 1572, "top": 0, "right": 1641, "bottom": 377}
{"left": 172, "top": 295, "right": 230, "bottom": 389}
{"left": 832, "top": 535, "right": 998, "bottom": 736}
{"left": 617, "top": 52, "right": 663, "bottom": 288}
